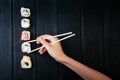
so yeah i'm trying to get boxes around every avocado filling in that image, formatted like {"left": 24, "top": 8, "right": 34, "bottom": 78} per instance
{"left": 25, "top": 62, "right": 29, "bottom": 66}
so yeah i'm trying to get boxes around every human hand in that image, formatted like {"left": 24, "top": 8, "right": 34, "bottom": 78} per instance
{"left": 36, "top": 34, "right": 66, "bottom": 61}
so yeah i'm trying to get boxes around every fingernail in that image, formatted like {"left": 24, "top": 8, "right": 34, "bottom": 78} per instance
{"left": 36, "top": 42, "right": 38, "bottom": 44}
{"left": 38, "top": 51, "right": 41, "bottom": 54}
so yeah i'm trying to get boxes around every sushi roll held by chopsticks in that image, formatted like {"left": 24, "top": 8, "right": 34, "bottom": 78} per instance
{"left": 21, "top": 42, "right": 31, "bottom": 53}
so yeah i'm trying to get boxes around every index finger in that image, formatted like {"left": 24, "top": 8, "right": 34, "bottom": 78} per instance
{"left": 36, "top": 34, "right": 57, "bottom": 44}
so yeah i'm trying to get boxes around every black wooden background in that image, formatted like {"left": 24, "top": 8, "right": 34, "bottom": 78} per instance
{"left": 0, "top": 0, "right": 120, "bottom": 80}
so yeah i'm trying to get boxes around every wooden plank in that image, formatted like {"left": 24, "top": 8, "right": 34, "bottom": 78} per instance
{"left": 104, "top": 1, "right": 120, "bottom": 79}
{"left": 36, "top": 0, "right": 59, "bottom": 80}
{"left": 82, "top": 0, "right": 104, "bottom": 73}
{"left": 0, "top": 0, "right": 12, "bottom": 80}
{"left": 12, "top": 0, "right": 36, "bottom": 80}
{"left": 58, "top": 0, "right": 82, "bottom": 80}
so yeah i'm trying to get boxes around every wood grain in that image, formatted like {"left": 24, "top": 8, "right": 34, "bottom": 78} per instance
{"left": 0, "top": 0, "right": 12, "bottom": 80}
{"left": 36, "top": 0, "right": 59, "bottom": 80}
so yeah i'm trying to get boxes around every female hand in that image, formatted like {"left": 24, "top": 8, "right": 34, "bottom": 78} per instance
{"left": 36, "top": 35, "right": 66, "bottom": 61}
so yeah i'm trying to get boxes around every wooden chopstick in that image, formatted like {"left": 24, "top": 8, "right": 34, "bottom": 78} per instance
{"left": 26, "top": 32, "right": 73, "bottom": 43}
{"left": 27, "top": 33, "right": 75, "bottom": 54}
{"left": 51, "top": 34, "right": 75, "bottom": 44}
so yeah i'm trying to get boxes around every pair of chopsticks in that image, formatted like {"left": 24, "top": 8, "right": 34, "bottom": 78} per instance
{"left": 27, "top": 32, "right": 75, "bottom": 54}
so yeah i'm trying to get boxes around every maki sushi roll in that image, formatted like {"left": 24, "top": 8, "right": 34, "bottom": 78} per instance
{"left": 21, "top": 42, "right": 31, "bottom": 53}
{"left": 21, "top": 7, "right": 31, "bottom": 17}
{"left": 21, "top": 18, "right": 30, "bottom": 28}
{"left": 21, "top": 31, "right": 30, "bottom": 41}
{"left": 21, "top": 55, "right": 32, "bottom": 69}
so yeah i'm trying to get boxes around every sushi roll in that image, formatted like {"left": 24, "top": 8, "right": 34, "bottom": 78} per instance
{"left": 21, "top": 7, "right": 31, "bottom": 17}
{"left": 21, "top": 31, "right": 30, "bottom": 41}
{"left": 21, "top": 55, "right": 32, "bottom": 69}
{"left": 21, "top": 42, "right": 31, "bottom": 53}
{"left": 21, "top": 18, "right": 30, "bottom": 28}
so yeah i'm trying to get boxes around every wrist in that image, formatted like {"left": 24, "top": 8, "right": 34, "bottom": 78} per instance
{"left": 55, "top": 53, "right": 69, "bottom": 64}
